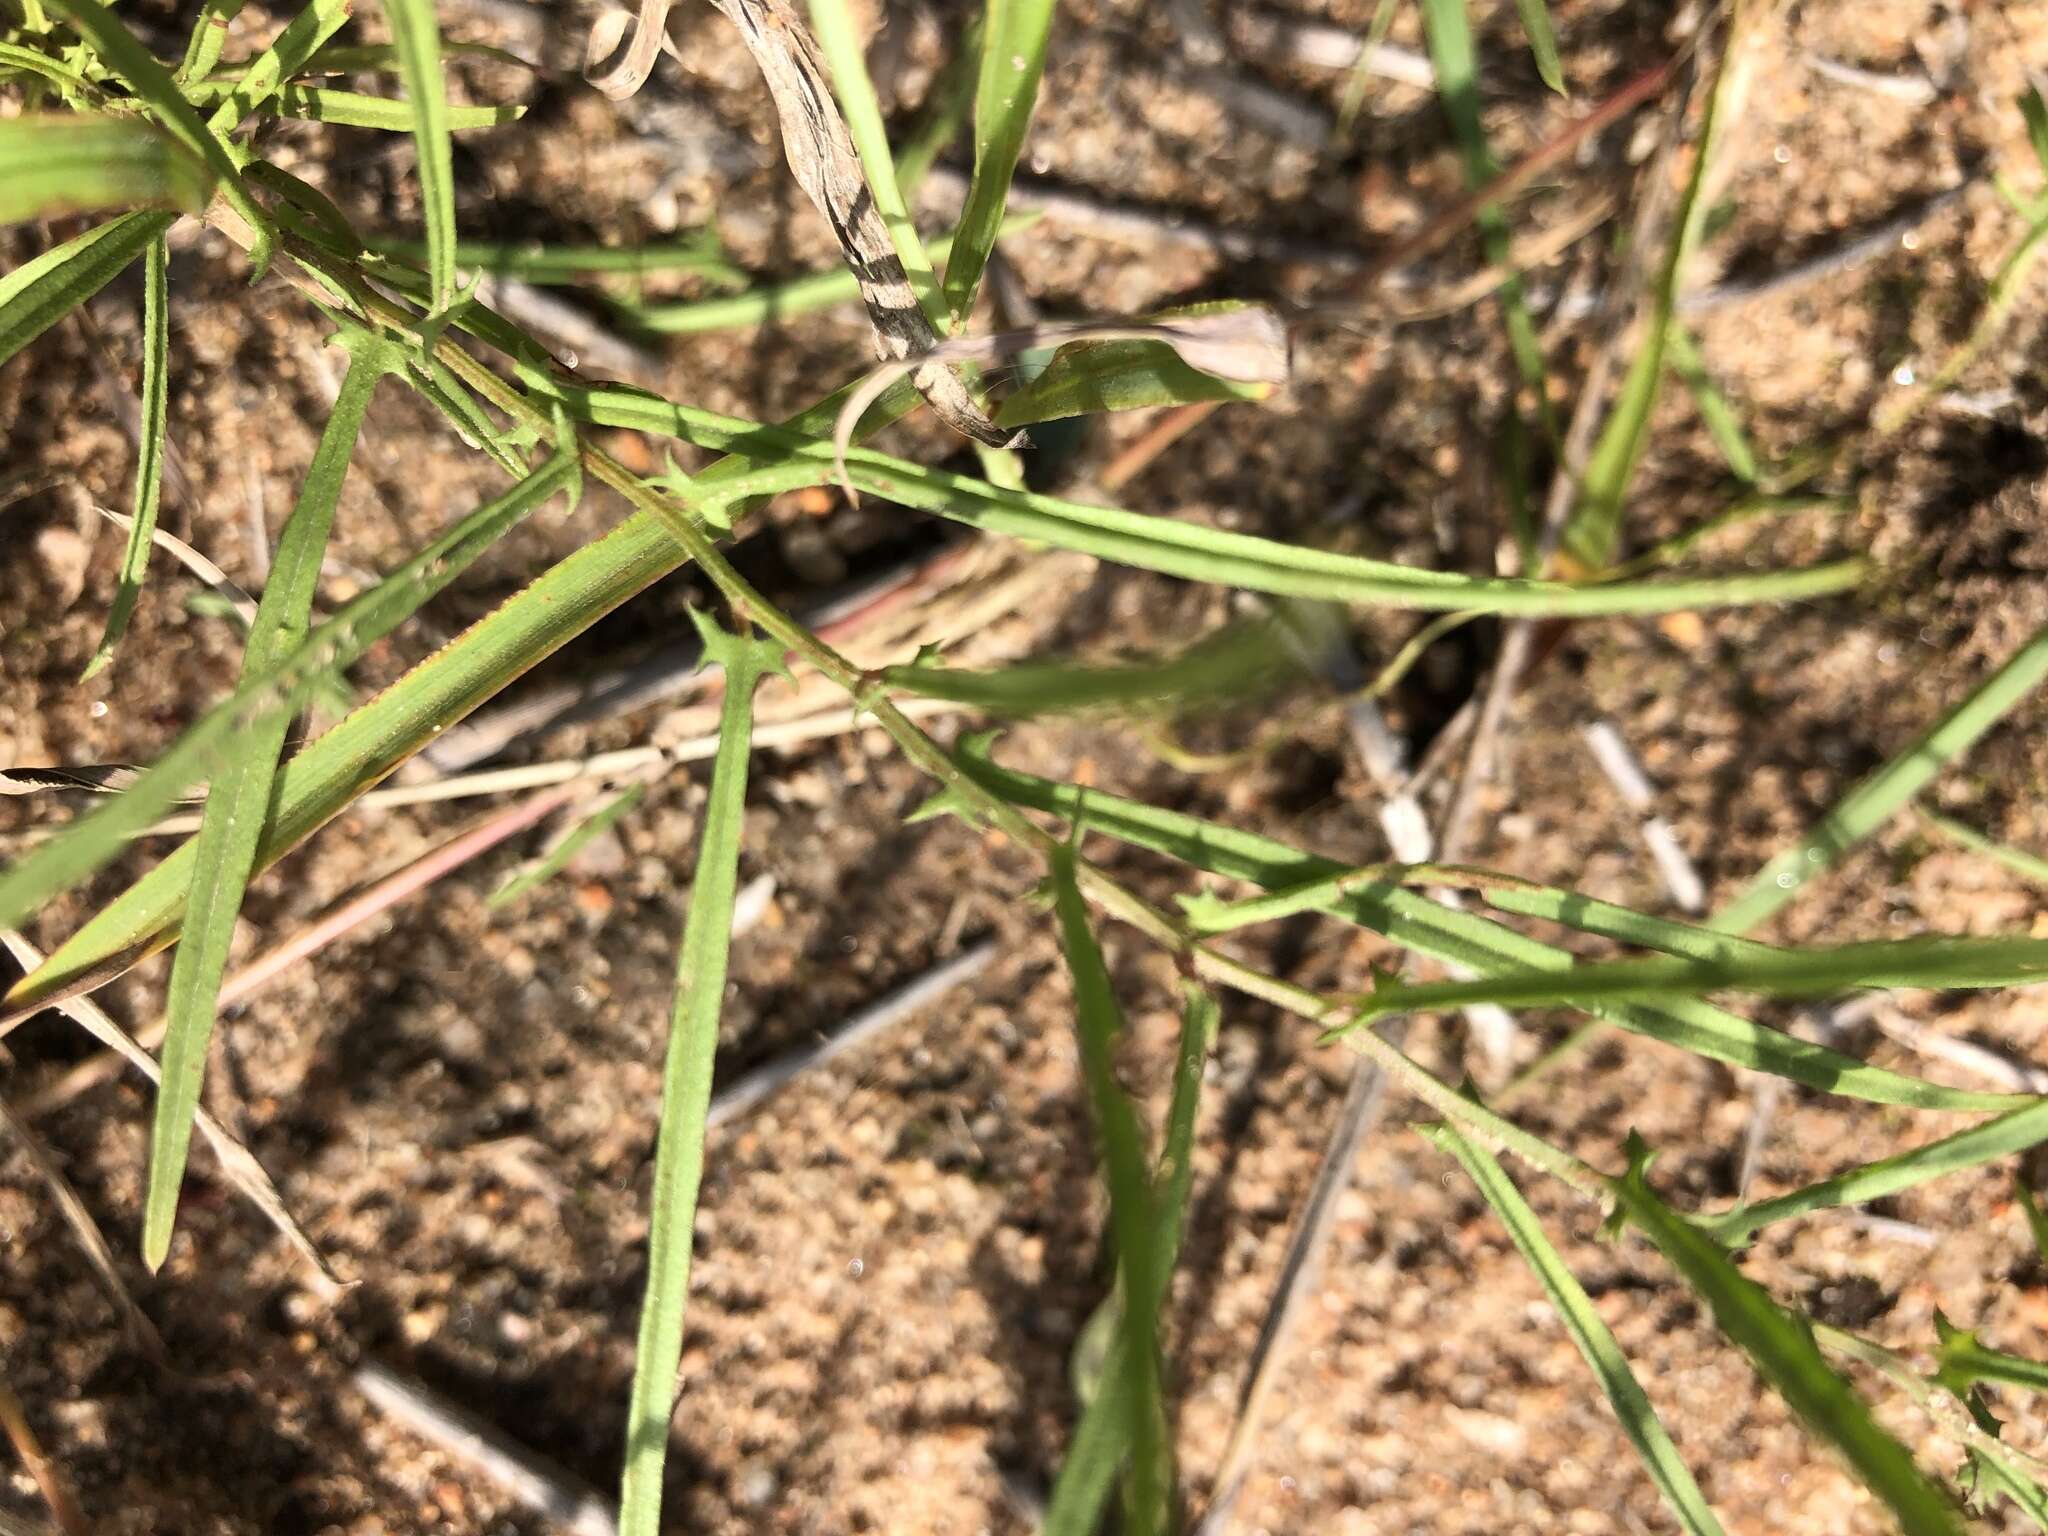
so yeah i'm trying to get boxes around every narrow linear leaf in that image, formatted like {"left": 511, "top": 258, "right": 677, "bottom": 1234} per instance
{"left": 831, "top": 465, "right": 1863, "bottom": 617}
{"left": 1612, "top": 1144, "right": 1969, "bottom": 1536}
{"left": 0, "top": 115, "right": 212, "bottom": 222}
{"left": 488, "top": 781, "right": 648, "bottom": 909}
{"left": 84, "top": 232, "right": 170, "bottom": 680}
{"left": 1050, "top": 847, "right": 1171, "bottom": 1536}
{"left": 367, "top": 232, "right": 744, "bottom": 289}
{"left": 1183, "top": 861, "right": 1784, "bottom": 969}
{"left": 266, "top": 84, "right": 525, "bottom": 131}
{"left": 883, "top": 620, "right": 1294, "bottom": 719}
{"left": 942, "top": 0, "right": 1055, "bottom": 318}
{"left": 45, "top": 0, "right": 275, "bottom": 272}
{"left": 377, "top": 0, "right": 458, "bottom": 311}
{"left": 1876, "top": 199, "right": 2048, "bottom": 436}
{"left": 0, "top": 209, "right": 174, "bottom": 370}
{"left": 1715, "top": 622, "right": 2048, "bottom": 934}
{"left": 937, "top": 743, "right": 2024, "bottom": 1113}
{"left": 175, "top": 0, "right": 246, "bottom": 83}
{"left": 1666, "top": 325, "right": 1759, "bottom": 485}
{"left": 2024, "top": 85, "right": 2048, "bottom": 183}
{"left": 0, "top": 39, "right": 100, "bottom": 98}
{"left": 994, "top": 321, "right": 1277, "bottom": 428}
{"left": 1512, "top": 0, "right": 1566, "bottom": 94}
{"left": 1920, "top": 809, "right": 2048, "bottom": 892}
{"left": 0, "top": 446, "right": 580, "bottom": 938}
{"left": 202, "top": 0, "right": 354, "bottom": 132}
{"left": 1420, "top": 0, "right": 1553, "bottom": 455}
{"left": 1044, "top": 1362, "right": 1135, "bottom": 1536}
{"left": 1045, "top": 981, "right": 1220, "bottom": 1535}
{"left": 2019, "top": 1176, "right": 2048, "bottom": 1264}
{"left": 404, "top": 356, "right": 530, "bottom": 478}
{"left": 1563, "top": 0, "right": 1751, "bottom": 566}
{"left": 143, "top": 331, "right": 401, "bottom": 1269}
{"left": 1341, "top": 934, "right": 2048, "bottom": 1026}
{"left": 1703, "top": 1096, "right": 2048, "bottom": 1247}
{"left": 529, "top": 375, "right": 1870, "bottom": 618}
{"left": 617, "top": 614, "right": 782, "bottom": 1536}
{"left": 1427, "top": 1121, "right": 1725, "bottom": 1535}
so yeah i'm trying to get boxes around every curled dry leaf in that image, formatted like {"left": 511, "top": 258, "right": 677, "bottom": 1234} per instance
{"left": 0, "top": 764, "right": 151, "bottom": 797}
{"left": 704, "top": 0, "right": 1007, "bottom": 447}
{"left": 832, "top": 307, "right": 1292, "bottom": 495}
{"left": 584, "top": 0, "right": 677, "bottom": 99}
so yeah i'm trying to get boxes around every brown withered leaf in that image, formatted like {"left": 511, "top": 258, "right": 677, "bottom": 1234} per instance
{"left": 588, "top": 0, "right": 1006, "bottom": 447}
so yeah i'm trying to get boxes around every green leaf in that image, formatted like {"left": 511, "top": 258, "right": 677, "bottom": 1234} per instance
{"left": 617, "top": 614, "right": 782, "bottom": 1536}
{"left": 0, "top": 211, "right": 172, "bottom": 367}
{"left": 0, "top": 444, "right": 580, "bottom": 942}
{"left": 833, "top": 460, "right": 1862, "bottom": 617}
{"left": 1185, "top": 862, "right": 1785, "bottom": 969}
{"left": 376, "top": 0, "right": 458, "bottom": 311}
{"left": 488, "top": 781, "right": 648, "bottom": 909}
{"left": 1611, "top": 1142, "right": 1969, "bottom": 1536}
{"left": 1703, "top": 1096, "right": 2048, "bottom": 1246}
{"left": 83, "top": 232, "right": 170, "bottom": 680}
{"left": 941, "top": 744, "right": 2024, "bottom": 1114}
{"left": 2019, "top": 1176, "right": 2048, "bottom": 1265}
{"left": 1049, "top": 847, "right": 1171, "bottom": 1536}
{"left": 941, "top": 0, "right": 1055, "bottom": 319}
{"left": 143, "top": 329, "right": 402, "bottom": 1270}
{"left": 1877, "top": 200, "right": 2048, "bottom": 435}
{"left": 365, "top": 232, "right": 745, "bottom": 289}
{"left": 882, "top": 620, "right": 1294, "bottom": 719}
{"left": 45, "top": 0, "right": 275, "bottom": 273}
{"left": 1561, "top": 4, "right": 1746, "bottom": 566}
{"left": 1426, "top": 1121, "right": 1725, "bottom": 1535}
{"left": 201, "top": 0, "right": 353, "bottom": 132}
{"left": 1044, "top": 981, "right": 1219, "bottom": 1535}
{"left": 533, "top": 377, "right": 1867, "bottom": 617}
{"left": 1666, "top": 326, "right": 1759, "bottom": 485}
{"left": 175, "top": 0, "right": 246, "bottom": 84}
{"left": 1419, "top": 0, "right": 1553, "bottom": 451}
{"left": 1714, "top": 623, "right": 2048, "bottom": 933}
{"left": 995, "top": 325, "right": 1275, "bottom": 430}
{"left": 265, "top": 84, "right": 525, "bottom": 131}
{"left": 1044, "top": 1361, "right": 1134, "bottom": 1536}
{"left": 1340, "top": 934, "right": 2048, "bottom": 1026}
{"left": 1512, "top": 0, "right": 1566, "bottom": 94}
{"left": 0, "top": 39, "right": 100, "bottom": 100}
{"left": 1919, "top": 809, "right": 2048, "bottom": 891}
{"left": 0, "top": 114, "right": 212, "bottom": 222}
{"left": 2022, "top": 84, "right": 2048, "bottom": 183}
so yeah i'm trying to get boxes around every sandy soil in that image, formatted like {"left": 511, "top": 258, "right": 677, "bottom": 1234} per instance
{"left": 4, "top": 0, "right": 2048, "bottom": 1531}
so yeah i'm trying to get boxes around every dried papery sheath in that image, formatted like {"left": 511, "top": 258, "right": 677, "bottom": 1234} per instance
{"left": 706, "top": 0, "right": 1007, "bottom": 446}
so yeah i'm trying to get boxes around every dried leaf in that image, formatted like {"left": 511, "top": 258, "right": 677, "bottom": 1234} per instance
{"left": 706, "top": 0, "right": 1007, "bottom": 446}
{"left": 833, "top": 307, "right": 1290, "bottom": 492}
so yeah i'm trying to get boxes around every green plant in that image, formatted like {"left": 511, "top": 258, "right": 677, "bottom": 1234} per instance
{"left": 5, "top": 0, "right": 2048, "bottom": 1531}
